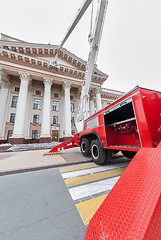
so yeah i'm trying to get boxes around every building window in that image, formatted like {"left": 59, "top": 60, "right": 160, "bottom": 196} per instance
{"left": 71, "top": 103, "right": 75, "bottom": 113}
{"left": 53, "top": 101, "right": 59, "bottom": 111}
{"left": 54, "top": 93, "right": 59, "bottom": 98}
{"left": 7, "top": 130, "right": 13, "bottom": 139}
{"left": 71, "top": 117, "right": 75, "bottom": 125}
{"left": 14, "top": 87, "right": 20, "bottom": 92}
{"left": 32, "top": 130, "right": 38, "bottom": 139}
{"left": 11, "top": 96, "right": 18, "bottom": 108}
{"left": 53, "top": 116, "right": 58, "bottom": 124}
{"left": 35, "top": 90, "right": 41, "bottom": 95}
{"left": 33, "top": 99, "right": 41, "bottom": 109}
{"left": 33, "top": 115, "right": 39, "bottom": 124}
{"left": 72, "top": 130, "right": 75, "bottom": 136}
{"left": 10, "top": 113, "right": 16, "bottom": 123}
{"left": 70, "top": 95, "right": 74, "bottom": 100}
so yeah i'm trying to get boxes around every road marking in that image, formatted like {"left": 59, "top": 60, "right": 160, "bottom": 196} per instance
{"left": 65, "top": 167, "right": 126, "bottom": 187}
{"left": 61, "top": 162, "right": 128, "bottom": 179}
{"left": 75, "top": 194, "right": 108, "bottom": 225}
{"left": 68, "top": 176, "right": 120, "bottom": 201}
{"left": 60, "top": 163, "right": 98, "bottom": 173}
{"left": 59, "top": 161, "right": 128, "bottom": 225}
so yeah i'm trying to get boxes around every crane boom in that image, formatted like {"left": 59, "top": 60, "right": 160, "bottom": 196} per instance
{"left": 50, "top": 0, "right": 93, "bottom": 70}
{"left": 58, "top": 0, "right": 93, "bottom": 52}
{"left": 51, "top": 0, "right": 109, "bottom": 132}
{"left": 76, "top": 0, "right": 108, "bottom": 131}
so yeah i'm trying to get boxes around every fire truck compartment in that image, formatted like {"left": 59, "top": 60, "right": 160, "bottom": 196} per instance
{"left": 104, "top": 101, "right": 141, "bottom": 149}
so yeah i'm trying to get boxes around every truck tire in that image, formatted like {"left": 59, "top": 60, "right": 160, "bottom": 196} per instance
{"left": 106, "top": 149, "right": 112, "bottom": 163}
{"left": 81, "top": 138, "right": 91, "bottom": 156}
{"left": 90, "top": 140, "right": 106, "bottom": 165}
{"left": 121, "top": 150, "right": 136, "bottom": 159}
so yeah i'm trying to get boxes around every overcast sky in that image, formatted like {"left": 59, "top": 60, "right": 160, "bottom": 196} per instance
{"left": 1, "top": 0, "right": 161, "bottom": 92}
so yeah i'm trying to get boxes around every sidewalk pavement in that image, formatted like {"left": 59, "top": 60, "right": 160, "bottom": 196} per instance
{"left": 0, "top": 147, "right": 93, "bottom": 176}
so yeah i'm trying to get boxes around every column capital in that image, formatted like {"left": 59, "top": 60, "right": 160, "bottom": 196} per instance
{"left": 0, "top": 68, "right": 8, "bottom": 81}
{"left": 19, "top": 72, "right": 32, "bottom": 83}
{"left": 1, "top": 80, "right": 10, "bottom": 89}
{"left": 43, "top": 77, "right": 53, "bottom": 86}
{"left": 94, "top": 87, "right": 102, "bottom": 94}
{"left": 63, "top": 81, "right": 71, "bottom": 89}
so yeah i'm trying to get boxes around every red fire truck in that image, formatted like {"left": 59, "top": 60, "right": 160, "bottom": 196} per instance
{"left": 49, "top": 0, "right": 161, "bottom": 163}
{"left": 49, "top": 1, "right": 161, "bottom": 238}
{"left": 50, "top": 1, "right": 161, "bottom": 238}
{"left": 50, "top": 86, "right": 161, "bottom": 164}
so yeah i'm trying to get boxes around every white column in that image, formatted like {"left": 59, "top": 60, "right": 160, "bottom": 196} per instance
{"left": 90, "top": 98, "right": 95, "bottom": 116}
{"left": 24, "top": 86, "right": 33, "bottom": 138}
{"left": 76, "top": 87, "right": 81, "bottom": 116}
{"left": 41, "top": 77, "right": 53, "bottom": 138}
{"left": 95, "top": 88, "right": 102, "bottom": 111}
{"left": 64, "top": 81, "right": 71, "bottom": 136}
{"left": 12, "top": 72, "right": 31, "bottom": 138}
{"left": 103, "top": 101, "right": 107, "bottom": 108}
{"left": 0, "top": 73, "right": 11, "bottom": 139}
{"left": 59, "top": 94, "right": 65, "bottom": 137}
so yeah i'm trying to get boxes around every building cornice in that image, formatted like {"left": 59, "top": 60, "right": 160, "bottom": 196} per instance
{"left": 0, "top": 48, "right": 107, "bottom": 85}
{"left": 0, "top": 60, "right": 102, "bottom": 88}
{"left": 102, "top": 88, "right": 124, "bottom": 95}
{"left": 101, "top": 90, "right": 124, "bottom": 100}
{"left": 0, "top": 41, "right": 108, "bottom": 81}
{"left": 0, "top": 33, "right": 27, "bottom": 43}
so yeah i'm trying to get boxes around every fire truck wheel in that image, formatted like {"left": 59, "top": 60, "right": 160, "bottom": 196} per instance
{"left": 81, "top": 138, "right": 91, "bottom": 156}
{"left": 106, "top": 149, "right": 112, "bottom": 163}
{"left": 121, "top": 150, "right": 136, "bottom": 159}
{"left": 90, "top": 140, "right": 106, "bottom": 165}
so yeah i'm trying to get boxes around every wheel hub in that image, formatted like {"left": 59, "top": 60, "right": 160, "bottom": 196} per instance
{"left": 81, "top": 142, "right": 86, "bottom": 153}
{"left": 92, "top": 145, "right": 99, "bottom": 159}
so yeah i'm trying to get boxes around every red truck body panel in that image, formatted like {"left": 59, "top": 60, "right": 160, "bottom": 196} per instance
{"left": 50, "top": 87, "right": 161, "bottom": 153}
{"left": 78, "top": 87, "right": 161, "bottom": 151}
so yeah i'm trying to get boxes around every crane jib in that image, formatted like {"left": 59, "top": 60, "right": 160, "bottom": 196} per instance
{"left": 83, "top": 51, "right": 91, "bottom": 86}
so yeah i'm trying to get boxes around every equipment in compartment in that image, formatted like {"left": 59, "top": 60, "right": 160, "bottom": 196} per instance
{"left": 104, "top": 100, "right": 141, "bottom": 147}
{"left": 114, "top": 119, "right": 139, "bottom": 139}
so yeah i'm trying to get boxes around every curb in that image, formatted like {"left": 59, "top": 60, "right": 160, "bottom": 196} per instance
{"left": 0, "top": 159, "right": 93, "bottom": 176}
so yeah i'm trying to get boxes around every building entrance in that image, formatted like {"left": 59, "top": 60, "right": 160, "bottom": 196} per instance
{"left": 52, "top": 130, "right": 59, "bottom": 142}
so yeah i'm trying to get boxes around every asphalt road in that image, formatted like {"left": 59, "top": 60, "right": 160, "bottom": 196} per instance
{"left": 0, "top": 168, "right": 87, "bottom": 240}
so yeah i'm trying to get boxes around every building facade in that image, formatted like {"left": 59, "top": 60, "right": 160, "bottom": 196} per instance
{"left": 0, "top": 34, "right": 124, "bottom": 144}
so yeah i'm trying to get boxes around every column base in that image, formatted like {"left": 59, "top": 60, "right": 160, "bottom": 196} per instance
{"left": 39, "top": 137, "right": 51, "bottom": 143}
{"left": 0, "top": 137, "right": 5, "bottom": 140}
{"left": 0, "top": 139, "right": 8, "bottom": 144}
{"left": 8, "top": 137, "right": 27, "bottom": 144}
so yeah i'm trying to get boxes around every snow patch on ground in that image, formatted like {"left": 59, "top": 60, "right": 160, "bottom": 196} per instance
{"left": 6, "top": 142, "right": 59, "bottom": 152}
{"left": 0, "top": 143, "right": 12, "bottom": 147}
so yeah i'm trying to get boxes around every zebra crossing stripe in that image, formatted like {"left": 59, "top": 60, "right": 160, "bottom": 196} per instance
{"left": 64, "top": 167, "right": 126, "bottom": 187}
{"left": 75, "top": 194, "right": 108, "bottom": 225}
{"left": 59, "top": 161, "right": 128, "bottom": 226}
{"left": 68, "top": 176, "right": 120, "bottom": 201}
{"left": 59, "top": 163, "right": 98, "bottom": 173}
{"left": 61, "top": 162, "right": 128, "bottom": 179}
